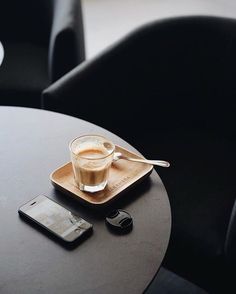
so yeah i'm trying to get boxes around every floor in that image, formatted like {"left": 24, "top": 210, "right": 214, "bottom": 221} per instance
{"left": 82, "top": 0, "right": 236, "bottom": 59}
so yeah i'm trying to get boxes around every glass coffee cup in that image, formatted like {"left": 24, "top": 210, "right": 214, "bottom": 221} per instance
{"left": 69, "top": 135, "right": 115, "bottom": 193}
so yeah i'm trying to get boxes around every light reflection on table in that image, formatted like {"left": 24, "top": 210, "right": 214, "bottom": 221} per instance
{"left": 0, "top": 42, "right": 4, "bottom": 66}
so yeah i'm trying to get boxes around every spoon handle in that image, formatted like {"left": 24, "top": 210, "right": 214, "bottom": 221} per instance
{"left": 123, "top": 156, "right": 170, "bottom": 167}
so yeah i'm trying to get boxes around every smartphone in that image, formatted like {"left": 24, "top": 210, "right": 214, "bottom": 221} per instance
{"left": 18, "top": 195, "right": 93, "bottom": 245}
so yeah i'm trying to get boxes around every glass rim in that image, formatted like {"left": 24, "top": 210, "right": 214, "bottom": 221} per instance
{"left": 69, "top": 134, "right": 115, "bottom": 160}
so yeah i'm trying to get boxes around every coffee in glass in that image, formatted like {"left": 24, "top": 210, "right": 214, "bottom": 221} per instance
{"left": 69, "top": 135, "right": 115, "bottom": 193}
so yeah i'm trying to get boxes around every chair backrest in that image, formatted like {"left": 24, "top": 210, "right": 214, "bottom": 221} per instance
{"left": 0, "top": 0, "right": 85, "bottom": 85}
{"left": 0, "top": 0, "right": 53, "bottom": 46}
{"left": 43, "top": 16, "right": 236, "bottom": 136}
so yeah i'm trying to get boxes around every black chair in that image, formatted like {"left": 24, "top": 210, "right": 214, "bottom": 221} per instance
{"left": 0, "top": 0, "right": 85, "bottom": 108}
{"left": 42, "top": 16, "right": 236, "bottom": 292}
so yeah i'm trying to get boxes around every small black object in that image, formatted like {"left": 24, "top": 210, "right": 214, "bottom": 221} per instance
{"left": 105, "top": 209, "right": 133, "bottom": 234}
{"left": 18, "top": 195, "right": 93, "bottom": 248}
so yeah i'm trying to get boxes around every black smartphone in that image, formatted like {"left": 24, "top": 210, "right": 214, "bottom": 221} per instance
{"left": 18, "top": 195, "right": 93, "bottom": 245}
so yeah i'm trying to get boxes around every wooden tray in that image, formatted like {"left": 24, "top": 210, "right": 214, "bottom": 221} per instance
{"left": 50, "top": 145, "right": 153, "bottom": 207}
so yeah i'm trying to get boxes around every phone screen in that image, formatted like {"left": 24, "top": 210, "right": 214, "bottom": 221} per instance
{"left": 19, "top": 195, "right": 93, "bottom": 243}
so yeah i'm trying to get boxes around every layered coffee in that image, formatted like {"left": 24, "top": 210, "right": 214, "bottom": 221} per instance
{"left": 74, "top": 148, "right": 111, "bottom": 187}
{"left": 70, "top": 135, "right": 115, "bottom": 193}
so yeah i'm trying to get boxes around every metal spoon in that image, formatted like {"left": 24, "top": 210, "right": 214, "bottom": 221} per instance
{"left": 113, "top": 152, "right": 170, "bottom": 167}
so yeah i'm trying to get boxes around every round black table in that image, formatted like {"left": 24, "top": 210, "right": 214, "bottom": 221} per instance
{"left": 0, "top": 42, "right": 4, "bottom": 66}
{"left": 0, "top": 107, "right": 171, "bottom": 294}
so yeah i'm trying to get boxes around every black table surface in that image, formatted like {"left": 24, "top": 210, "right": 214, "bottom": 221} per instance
{"left": 0, "top": 107, "right": 171, "bottom": 294}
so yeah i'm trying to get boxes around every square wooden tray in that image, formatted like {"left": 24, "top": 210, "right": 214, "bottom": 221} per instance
{"left": 50, "top": 145, "right": 153, "bottom": 207}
